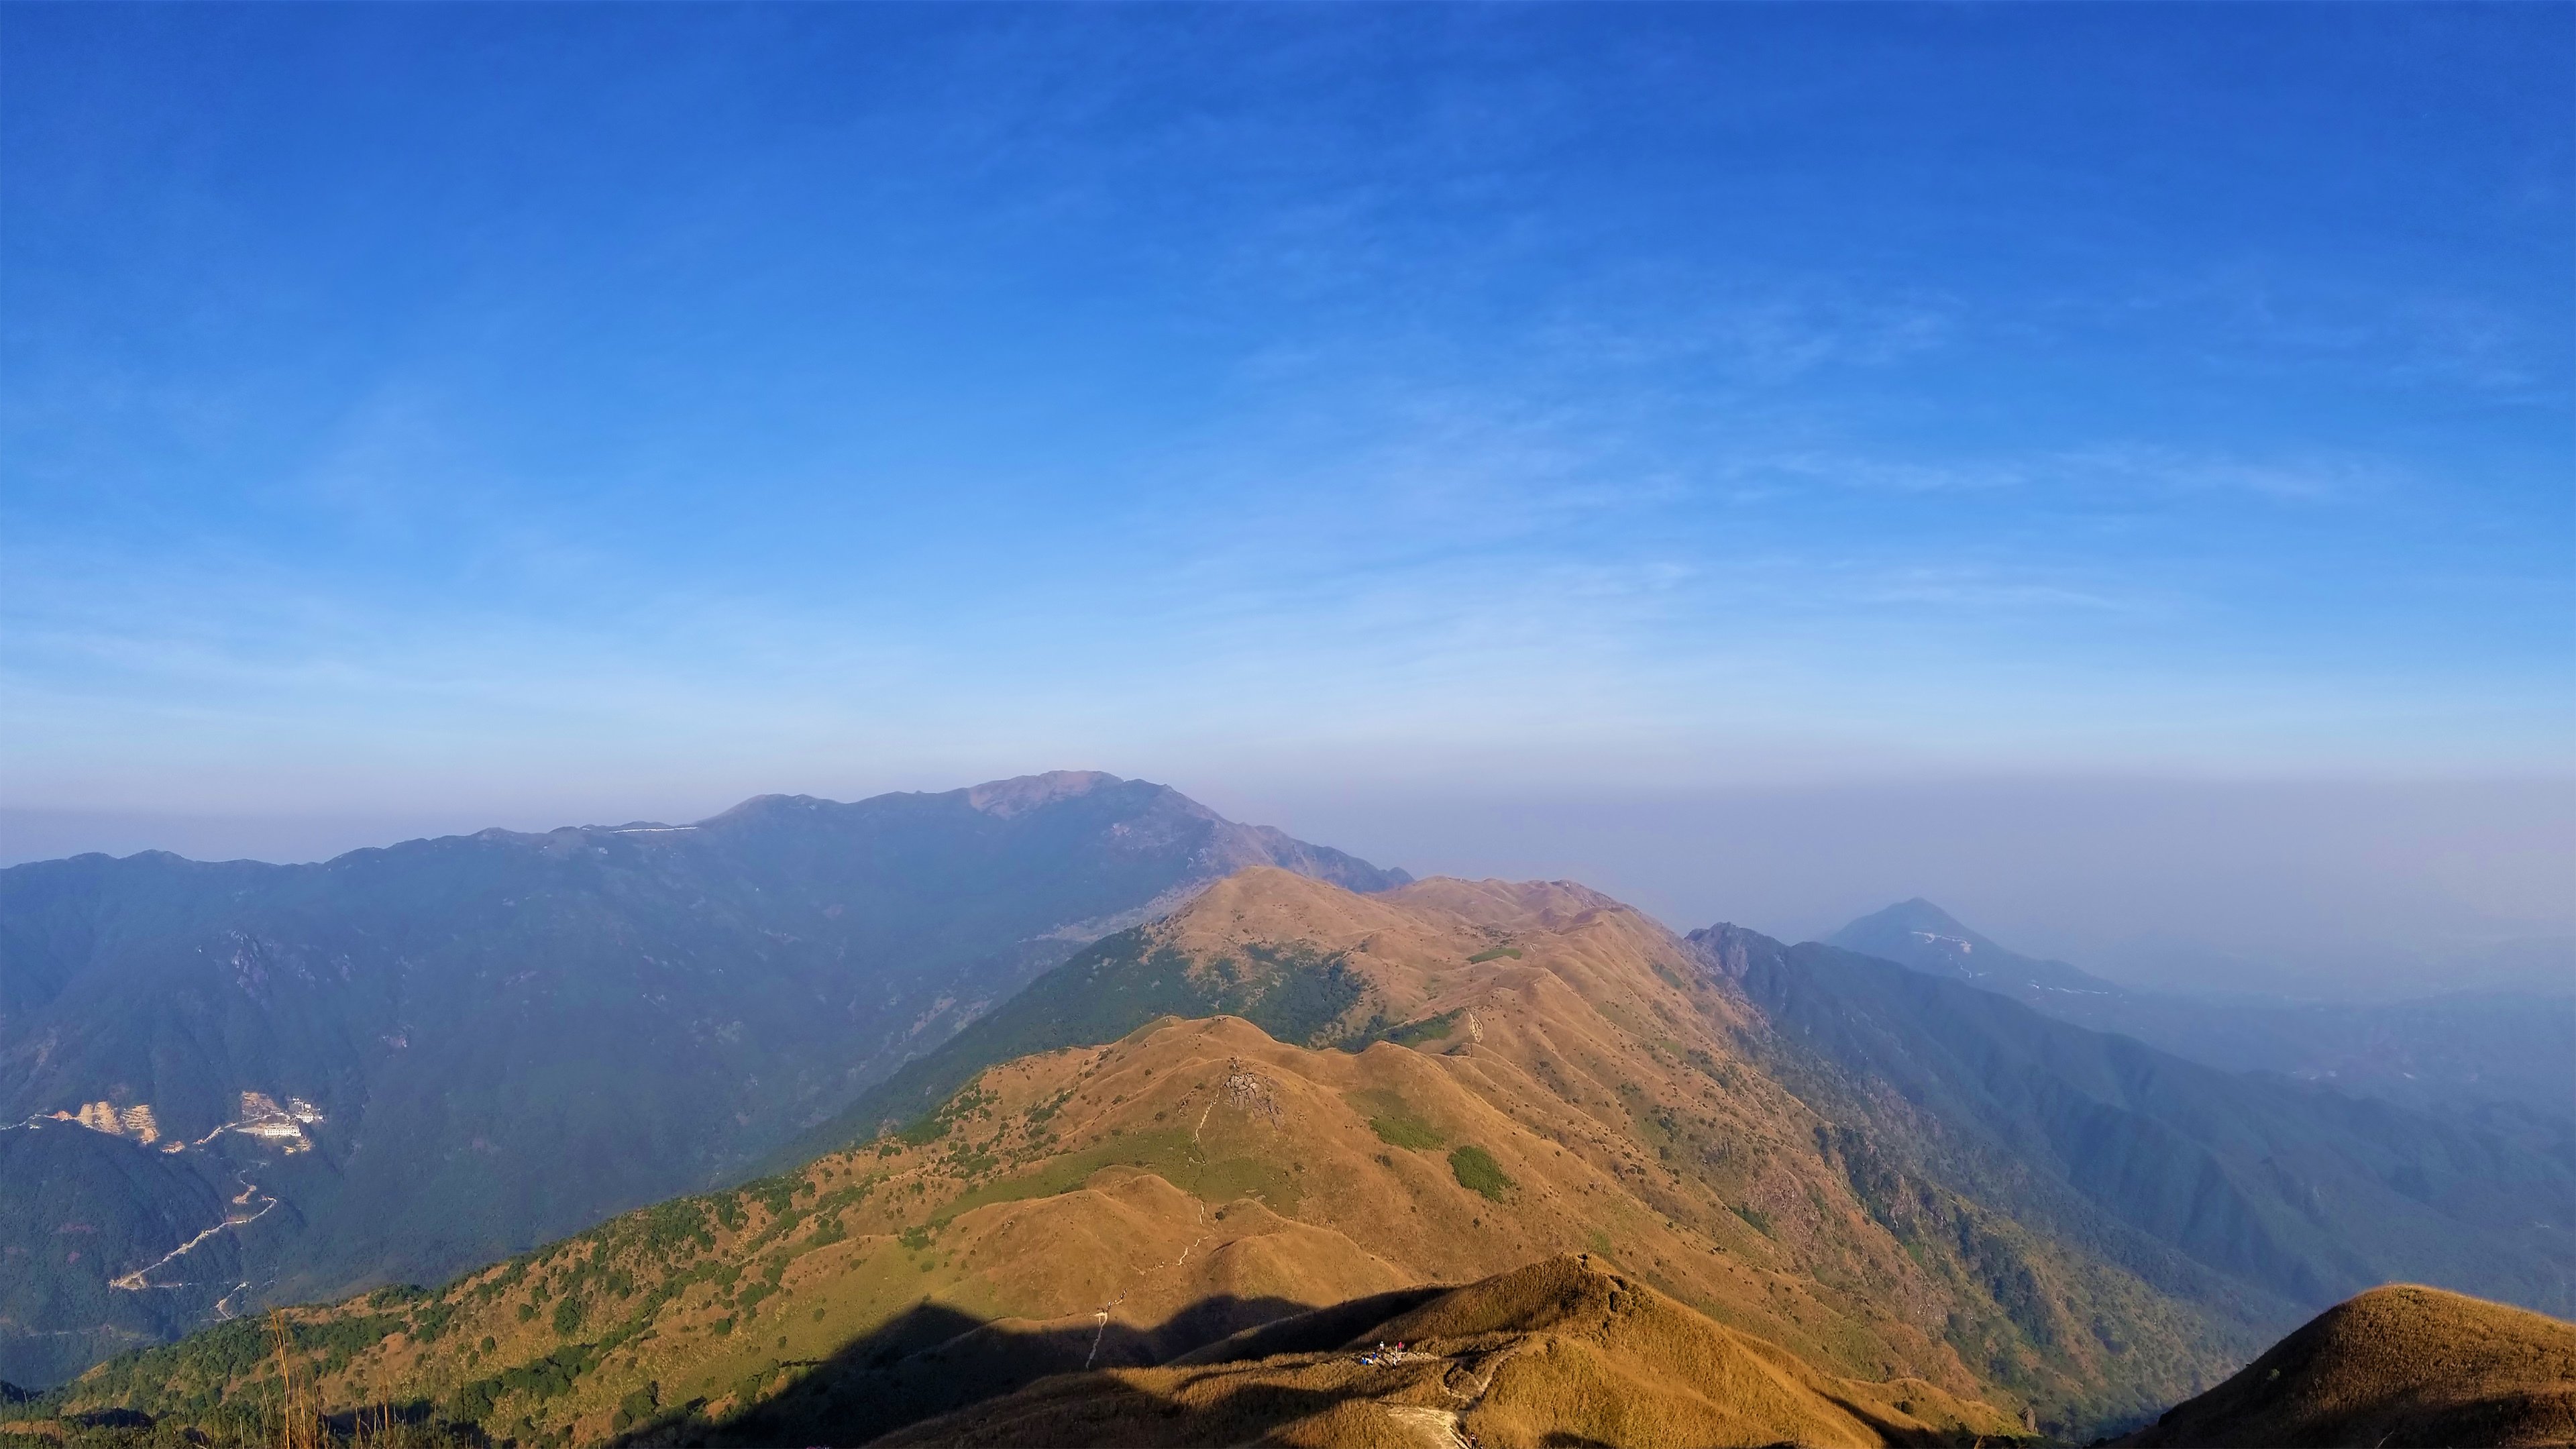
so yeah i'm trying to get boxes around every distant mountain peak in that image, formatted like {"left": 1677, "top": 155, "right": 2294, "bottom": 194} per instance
{"left": 0, "top": 769, "right": 1408, "bottom": 1387}
{"left": 1849, "top": 897, "right": 1983, "bottom": 941}
{"left": 963, "top": 769, "right": 1126, "bottom": 817}
{"left": 697, "top": 791, "right": 825, "bottom": 822}
{"left": 1825, "top": 900, "right": 2123, "bottom": 999}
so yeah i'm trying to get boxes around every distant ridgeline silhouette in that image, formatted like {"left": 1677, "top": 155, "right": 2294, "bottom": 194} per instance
{"left": 1695, "top": 924, "right": 2573, "bottom": 1329}
{"left": 1827, "top": 899, "right": 2576, "bottom": 1116}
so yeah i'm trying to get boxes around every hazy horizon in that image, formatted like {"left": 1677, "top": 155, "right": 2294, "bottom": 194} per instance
{"left": 8, "top": 767, "right": 2567, "bottom": 1003}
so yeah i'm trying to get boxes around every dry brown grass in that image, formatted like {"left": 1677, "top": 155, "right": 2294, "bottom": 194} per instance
{"left": 706, "top": 863, "right": 2020, "bottom": 1427}
{"left": 270, "top": 1309, "right": 321, "bottom": 1449}
{"left": 2118, "top": 1283, "right": 2576, "bottom": 1448}
{"left": 869, "top": 1254, "right": 2021, "bottom": 1448}
{"left": 59, "top": 867, "right": 2204, "bottom": 1444}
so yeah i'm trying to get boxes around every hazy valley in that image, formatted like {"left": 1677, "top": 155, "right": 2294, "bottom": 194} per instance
{"left": 1830, "top": 902, "right": 2575, "bottom": 1119}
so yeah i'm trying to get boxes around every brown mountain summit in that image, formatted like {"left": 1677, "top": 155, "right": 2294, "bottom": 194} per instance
{"left": 36, "top": 867, "right": 2068, "bottom": 1445}
{"left": 2116, "top": 1283, "right": 2576, "bottom": 1448}
{"left": 86, "top": 864, "right": 2536, "bottom": 1446}
{"left": 874, "top": 1253, "right": 2017, "bottom": 1448}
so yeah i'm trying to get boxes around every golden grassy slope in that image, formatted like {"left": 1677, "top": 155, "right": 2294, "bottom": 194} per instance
{"left": 2117, "top": 1283, "right": 2576, "bottom": 1448}
{"left": 710, "top": 1002, "right": 2001, "bottom": 1446}
{"left": 48, "top": 868, "right": 2218, "bottom": 1443}
{"left": 871, "top": 1254, "right": 2018, "bottom": 1448}
{"left": 1148, "top": 871, "right": 2223, "bottom": 1413}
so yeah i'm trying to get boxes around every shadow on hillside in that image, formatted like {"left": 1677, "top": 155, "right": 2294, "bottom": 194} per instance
{"left": 614, "top": 1290, "right": 1325, "bottom": 1448}
{"left": 321, "top": 1400, "right": 474, "bottom": 1446}
{"left": 1814, "top": 1389, "right": 1946, "bottom": 1447}
{"left": 869, "top": 1371, "right": 1375, "bottom": 1449}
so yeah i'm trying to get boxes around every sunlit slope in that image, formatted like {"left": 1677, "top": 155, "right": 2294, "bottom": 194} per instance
{"left": 802, "top": 868, "right": 2244, "bottom": 1428}
{"left": 43, "top": 867, "right": 2235, "bottom": 1442}
{"left": 45, "top": 1010, "right": 1993, "bottom": 1446}
{"left": 0, "top": 773, "right": 1405, "bottom": 1387}
{"left": 874, "top": 1254, "right": 2022, "bottom": 1449}
{"left": 2118, "top": 1284, "right": 2576, "bottom": 1448}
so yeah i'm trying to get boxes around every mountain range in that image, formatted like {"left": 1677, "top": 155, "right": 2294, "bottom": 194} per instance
{"left": 1829, "top": 900, "right": 2575, "bottom": 1118}
{"left": 11, "top": 862, "right": 2571, "bottom": 1446}
{"left": 0, "top": 773, "right": 1404, "bottom": 1387}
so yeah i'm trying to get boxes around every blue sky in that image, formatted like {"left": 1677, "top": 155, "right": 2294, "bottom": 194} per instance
{"left": 5, "top": 4, "right": 2570, "bottom": 842}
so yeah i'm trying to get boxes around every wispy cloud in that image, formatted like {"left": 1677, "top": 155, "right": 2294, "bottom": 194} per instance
{"left": 1723, "top": 443, "right": 2385, "bottom": 504}
{"left": 4, "top": 3, "right": 2565, "bottom": 822}
{"left": 1526, "top": 274, "right": 1958, "bottom": 384}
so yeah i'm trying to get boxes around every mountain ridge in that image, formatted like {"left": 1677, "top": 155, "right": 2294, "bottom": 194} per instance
{"left": 15, "top": 867, "right": 2569, "bottom": 1445}
{"left": 20, "top": 867, "right": 2110, "bottom": 1441}
{"left": 1697, "top": 923, "right": 2575, "bottom": 1325}
{"left": 0, "top": 774, "right": 1405, "bottom": 1387}
{"left": 1825, "top": 900, "right": 2576, "bottom": 1117}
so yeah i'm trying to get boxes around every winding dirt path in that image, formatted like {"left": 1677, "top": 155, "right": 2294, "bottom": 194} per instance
{"left": 109, "top": 1173, "right": 276, "bottom": 1291}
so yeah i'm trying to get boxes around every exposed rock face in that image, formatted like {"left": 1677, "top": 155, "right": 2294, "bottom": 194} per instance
{"left": 56, "top": 1102, "right": 159, "bottom": 1144}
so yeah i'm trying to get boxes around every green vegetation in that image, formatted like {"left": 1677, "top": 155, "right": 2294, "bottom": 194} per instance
{"left": 1719, "top": 925, "right": 2576, "bottom": 1429}
{"left": 1368, "top": 1114, "right": 1444, "bottom": 1151}
{"left": 25, "top": 875, "right": 2574, "bottom": 1449}
{"left": 1465, "top": 945, "right": 1523, "bottom": 964}
{"left": 927, "top": 1125, "right": 1305, "bottom": 1223}
{"left": 614, "top": 1384, "right": 659, "bottom": 1434}
{"left": 1346, "top": 1087, "right": 1442, "bottom": 1150}
{"left": 1334, "top": 1010, "right": 1461, "bottom": 1053}
{"left": 0, "top": 778, "right": 1405, "bottom": 1387}
{"left": 453, "top": 1343, "right": 600, "bottom": 1421}
{"left": 1383, "top": 1012, "right": 1460, "bottom": 1047}
{"left": 930, "top": 1128, "right": 1189, "bottom": 1222}
{"left": 1448, "top": 1145, "right": 1513, "bottom": 1201}
{"left": 892, "top": 1083, "right": 995, "bottom": 1148}
{"left": 785, "top": 932, "right": 1370, "bottom": 1162}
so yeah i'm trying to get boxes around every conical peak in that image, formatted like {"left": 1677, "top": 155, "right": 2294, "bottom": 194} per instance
{"left": 1860, "top": 897, "right": 1976, "bottom": 936}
